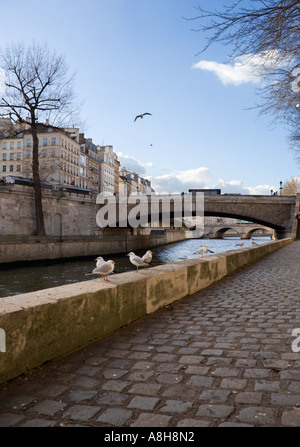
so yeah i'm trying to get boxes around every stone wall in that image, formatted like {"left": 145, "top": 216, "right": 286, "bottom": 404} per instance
{"left": 0, "top": 230, "right": 187, "bottom": 264}
{"left": 0, "top": 184, "right": 98, "bottom": 236}
{"left": 0, "top": 238, "right": 293, "bottom": 384}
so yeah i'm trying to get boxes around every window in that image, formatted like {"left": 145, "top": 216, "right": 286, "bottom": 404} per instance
{"left": 50, "top": 173, "right": 55, "bottom": 181}
{"left": 3, "top": 142, "right": 7, "bottom": 150}
{"left": 26, "top": 150, "right": 31, "bottom": 157}
{"left": 17, "top": 165, "right": 21, "bottom": 172}
{"left": 3, "top": 154, "right": 6, "bottom": 161}
{"left": 52, "top": 138, "right": 56, "bottom": 145}
{"left": 9, "top": 165, "right": 13, "bottom": 172}
{"left": 27, "top": 139, "right": 31, "bottom": 147}
{"left": 2, "top": 166, "right": 6, "bottom": 172}
{"left": 10, "top": 142, "right": 14, "bottom": 149}
{"left": 51, "top": 148, "right": 55, "bottom": 156}
{"left": 17, "top": 153, "right": 21, "bottom": 160}
{"left": 43, "top": 138, "right": 47, "bottom": 146}
{"left": 10, "top": 153, "right": 14, "bottom": 160}
{"left": 17, "top": 141, "right": 21, "bottom": 149}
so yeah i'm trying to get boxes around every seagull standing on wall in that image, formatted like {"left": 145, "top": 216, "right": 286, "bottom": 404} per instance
{"left": 127, "top": 252, "right": 149, "bottom": 271}
{"left": 91, "top": 260, "right": 116, "bottom": 281}
{"left": 142, "top": 250, "right": 153, "bottom": 264}
{"left": 134, "top": 113, "right": 152, "bottom": 122}
{"left": 94, "top": 256, "right": 105, "bottom": 267}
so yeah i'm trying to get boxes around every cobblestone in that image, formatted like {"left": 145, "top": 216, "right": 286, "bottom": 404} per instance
{"left": 0, "top": 240, "right": 300, "bottom": 427}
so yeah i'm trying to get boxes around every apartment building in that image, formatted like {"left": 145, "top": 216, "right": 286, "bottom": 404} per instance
{"left": 0, "top": 119, "right": 153, "bottom": 196}
{"left": 80, "top": 134, "right": 100, "bottom": 192}
{"left": 118, "top": 167, "right": 152, "bottom": 196}
{"left": 0, "top": 121, "right": 81, "bottom": 187}
{"left": 97, "top": 145, "right": 116, "bottom": 196}
{"left": 114, "top": 156, "right": 120, "bottom": 196}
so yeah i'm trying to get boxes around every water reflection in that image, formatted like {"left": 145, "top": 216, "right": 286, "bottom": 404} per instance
{"left": 0, "top": 237, "right": 270, "bottom": 298}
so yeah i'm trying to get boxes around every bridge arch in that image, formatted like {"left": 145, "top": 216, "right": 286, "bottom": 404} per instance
{"left": 203, "top": 211, "right": 283, "bottom": 232}
{"left": 210, "top": 227, "right": 240, "bottom": 239}
{"left": 242, "top": 227, "right": 271, "bottom": 239}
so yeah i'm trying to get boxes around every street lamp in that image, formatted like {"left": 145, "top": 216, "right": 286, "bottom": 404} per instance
{"left": 271, "top": 189, "right": 273, "bottom": 195}
{"left": 279, "top": 181, "right": 283, "bottom": 196}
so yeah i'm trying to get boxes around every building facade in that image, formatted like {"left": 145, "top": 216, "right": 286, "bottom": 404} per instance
{"left": 118, "top": 167, "right": 153, "bottom": 196}
{"left": 0, "top": 120, "right": 153, "bottom": 196}
{"left": 97, "top": 145, "right": 116, "bottom": 196}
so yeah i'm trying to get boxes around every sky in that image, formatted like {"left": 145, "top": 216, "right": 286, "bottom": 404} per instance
{"left": 0, "top": 0, "right": 299, "bottom": 195}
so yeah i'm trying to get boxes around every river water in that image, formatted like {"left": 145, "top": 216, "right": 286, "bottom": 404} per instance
{"left": 0, "top": 237, "right": 271, "bottom": 298}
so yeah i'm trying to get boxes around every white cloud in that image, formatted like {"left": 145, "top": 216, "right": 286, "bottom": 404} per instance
{"left": 192, "top": 51, "right": 288, "bottom": 86}
{"left": 149, "top": 167, "right": 212, "bottom": 194}
{"left": 116, "top": 152, "right": 278, "bottom": 197}
{"left": 245, "top": 184, "right": 277, "bottom": 195}
{"left": 117, "top": 152, "right": 152, "bottom": 175}
{"left": 215, "top": 178, "right": 277, "bottom": 195}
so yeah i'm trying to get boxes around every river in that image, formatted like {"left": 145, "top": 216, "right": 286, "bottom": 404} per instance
{"left": 0, "top": 236, "right": 271, "bottom": 298}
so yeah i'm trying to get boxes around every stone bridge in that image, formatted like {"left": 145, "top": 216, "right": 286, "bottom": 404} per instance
{"left": 203, "top": 223, "right": 272, "bottom": 239}
{"left": 202, "top": 194, "right": 300, "bottom": 239}
{"left": 96, "top": 193, "right": 300, "bottom": 240}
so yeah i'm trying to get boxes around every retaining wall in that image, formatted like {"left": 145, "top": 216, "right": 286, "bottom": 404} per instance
{"left": 0, "top": 230, "right": 187, "bottom": 265}
{"left": 0, "top": 238, "right": 293, "bottom": 384}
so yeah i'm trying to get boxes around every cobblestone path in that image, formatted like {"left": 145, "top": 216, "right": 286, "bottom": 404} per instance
{"left": 0, "top": 241, "right": 299, "bottom": 427}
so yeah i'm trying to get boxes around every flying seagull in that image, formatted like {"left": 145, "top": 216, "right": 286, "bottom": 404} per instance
{"left": 134, "top": 113, "right": 152, "bottom": 122}
{"left": 194, "top": 245, "right": 214, "bottom": 257}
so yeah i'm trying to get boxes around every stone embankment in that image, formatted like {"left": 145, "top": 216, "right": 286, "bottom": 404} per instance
{"left": 0, "top": 230, "right": 187, "bottom": 265}
{"left": 0, "top": 238, "right": 292, "bottom": 385}
{"left": 0, "top": 238, "right": 299, "bottom": 427}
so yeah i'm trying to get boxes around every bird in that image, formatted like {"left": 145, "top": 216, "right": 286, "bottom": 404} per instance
{"left": 194, "top": 245, "right": 214, "bottom": 256}
{"left": 94, "top": 256, "right": 105, "bottom": 267}
{"left": 142, "top": 250, "right": 153, "bottom": 264}
{"left": 250, "top": 238, "right": 258, "bottom": 246}
{"left": 90, "top": 260, "right": 116, "bottom": 281}
{"left": 236, "top": 242, "right": 245, "bottom": 247}
{"left": 127, "top": 252, "right": 149, "bottom": 271}
{"left": 134, "top": 112, "right": 152, "bottom": 122}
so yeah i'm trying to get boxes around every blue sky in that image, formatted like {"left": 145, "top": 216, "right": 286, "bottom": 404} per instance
{"left": 0, "top": 0, "right": 298, "bottom": 194}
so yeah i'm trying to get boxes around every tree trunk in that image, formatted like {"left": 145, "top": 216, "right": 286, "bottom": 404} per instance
{"left": 31, "top": 124, "right": 46, "bottom": 236}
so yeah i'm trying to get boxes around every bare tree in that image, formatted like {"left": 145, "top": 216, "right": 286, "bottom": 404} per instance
{"left": 187, "top": 0, "right": 300, "bottom": 143}
{"left": 0, "top": 42, "right": 81, "bottom": 235}
{"left": 283, "top": 177, "right": 300, "bottom": 195}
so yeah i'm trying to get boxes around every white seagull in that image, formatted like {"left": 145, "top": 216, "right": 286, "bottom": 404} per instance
{"left": 127, "top": 252, "right": 149, "bottom": 271}
{"left": 91, "top": 260, "right": 116, "bottom": 281}
{"left": 142, "top": 250, "right": 153, "bottom": 264}
{"left": 194, "top": 245, "right": 214, "bottom": 256}
{"left": 94, "top": 256, "right": 105, "bottom": 267}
